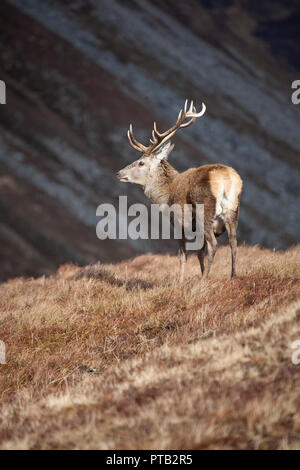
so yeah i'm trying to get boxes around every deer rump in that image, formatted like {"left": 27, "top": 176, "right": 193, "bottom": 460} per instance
{"left": 168, "top": 163, "right": 242, "bottom": 240}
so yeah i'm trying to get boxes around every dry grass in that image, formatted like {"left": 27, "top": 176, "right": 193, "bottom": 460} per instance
{"left": 0, "top": 245, "right": 299, "bottom": 449}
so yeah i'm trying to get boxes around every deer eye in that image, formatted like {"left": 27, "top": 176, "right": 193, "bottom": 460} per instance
{"left": 139, "top": 161, "right": 145, "bottom": 166}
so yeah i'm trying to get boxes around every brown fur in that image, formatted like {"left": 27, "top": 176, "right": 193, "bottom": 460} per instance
{"left": 119, "top": 156, "right": 243, "bottom": 280}
{"left": 144, "top": 160, "right": 243, "bottom": 281}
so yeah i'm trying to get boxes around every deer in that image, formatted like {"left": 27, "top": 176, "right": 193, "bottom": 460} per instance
{"left": 117, "top": 100, "right": 243, "bottom": 282}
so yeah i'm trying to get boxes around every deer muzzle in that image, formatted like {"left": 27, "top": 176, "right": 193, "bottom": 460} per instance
{"left": 117, "top": 170, "right": 129, "bottom": 182}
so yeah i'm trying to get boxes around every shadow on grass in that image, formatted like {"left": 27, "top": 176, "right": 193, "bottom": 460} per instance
{"left": 72, "top": 264, "right": 154, "bottom": 291}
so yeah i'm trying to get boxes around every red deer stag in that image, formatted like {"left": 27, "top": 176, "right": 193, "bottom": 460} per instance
{"left": 118, "top": 100, "right": 243, "bottom": 282}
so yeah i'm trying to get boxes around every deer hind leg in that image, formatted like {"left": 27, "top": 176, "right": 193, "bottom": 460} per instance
{"left": 225, "top": 215, "right": 238, "bottom": 279}
{"left": 202, "top": 231, "right": 217, "bottom": 280}
{"left": 197, "top": 243, "right": 206, "bottom": 276}
{"left": 178, "top": 239, "right": 187, "bottom": 284}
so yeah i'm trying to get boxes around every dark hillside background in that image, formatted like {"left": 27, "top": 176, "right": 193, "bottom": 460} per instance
{"left": 0, "top": 0, "right": 299, "bottom": 280}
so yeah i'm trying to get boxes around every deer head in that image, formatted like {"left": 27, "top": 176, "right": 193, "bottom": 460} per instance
{"left": 117, "top": 100, "right": 206, "bottom": 188}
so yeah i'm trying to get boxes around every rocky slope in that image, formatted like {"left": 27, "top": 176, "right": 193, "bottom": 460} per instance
{"left": 0, "top": 0, "right": 299, "bottom": 280}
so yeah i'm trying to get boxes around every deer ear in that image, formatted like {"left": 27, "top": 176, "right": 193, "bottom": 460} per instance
{"left": 154, "top": 142, "right": 174, "bottom": 161}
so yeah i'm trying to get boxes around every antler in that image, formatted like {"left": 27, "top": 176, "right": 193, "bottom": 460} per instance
{"left": 127, "top": 100, "right": 206, "bottom": 154}
{"left": 127, "top": 124, "right": 148, "bottom": 153}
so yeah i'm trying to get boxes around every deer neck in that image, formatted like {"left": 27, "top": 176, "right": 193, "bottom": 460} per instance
{"left": 144, "top": 160, "right": 178, "bottom": 205}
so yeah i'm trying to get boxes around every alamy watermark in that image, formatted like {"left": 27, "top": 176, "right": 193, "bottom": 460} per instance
{"left": 291, "top": 340, "right": 300, "bottom": 365}
{"left": 291, "top": 80, "right": 300, "bottom": 104}
{"left": 0, "top": 340, "right": 6, "bottom": 364}
{"left": 96, "top": 196, "right": 204, "bottom": 250}
{"left": 0, "top": 80, "right": 6, "bottom": 104}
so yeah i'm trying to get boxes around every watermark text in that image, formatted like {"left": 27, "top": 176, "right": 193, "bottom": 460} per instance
{"left": 0, "top": 80, "right": 6, "bottom": 104}
{"left": 96, "top": 196, "right": 204, "bottom": 250}
{"left": 291, "top": 80, "right": 300, "bottom": 104}
{"left": 0, "top": 340, "right": 6, "bottom": 364}
{"left": 291, "top": 339, "right": 300, "bottom": 365}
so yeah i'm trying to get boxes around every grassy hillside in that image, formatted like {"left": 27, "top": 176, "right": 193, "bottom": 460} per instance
{"left": 0, "top": 245, "right": 300, "bottom": 449}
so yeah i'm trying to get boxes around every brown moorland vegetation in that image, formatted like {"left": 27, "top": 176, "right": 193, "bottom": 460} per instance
{"left": 0, "top": 245, "right": 299, "bottom": 449}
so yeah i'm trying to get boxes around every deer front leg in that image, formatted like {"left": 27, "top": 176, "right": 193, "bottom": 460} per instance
{"left": 178, "top": 239, "right": 187, "bottom": 283}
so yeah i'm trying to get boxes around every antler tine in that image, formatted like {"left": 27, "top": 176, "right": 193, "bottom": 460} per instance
{"left": 153, "top": 121, "right": 163, "bottom": 139}
{"left": 153, "top": 121, "right": 165, "bottom": 139}
{"left": 153, "top": 108, "right": 184, "bottom": 140}
{"left": 127, "top": 126, "right": 140, "bottom": 152}
{"left": 189, "top": 100, "right": 194, "bottom": 114}
{"left": 153, "top": 121, "right": 160, "bottom": 136}
{"left": 187, "top": 102, "right": 206, "bottom": 118}
{"left": 129, "top": 124, "right": 145, "bottom": 148}
{"left": 150, "top": 128, "right": 179, "bottom": 150}
{"left": 195, "top": 102, "right": 206, "bottom": 117}
{"left": 128, "top": 124, "right": 147, "bottom": 152}
{"left": 150, "top": 129, "right": 158, "bottom": 144}
{"left": 179, "top": 116, "right": 196, "bottom": 129}
{"left": 127, "top": 129, "right": 140, "bottom": 152}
